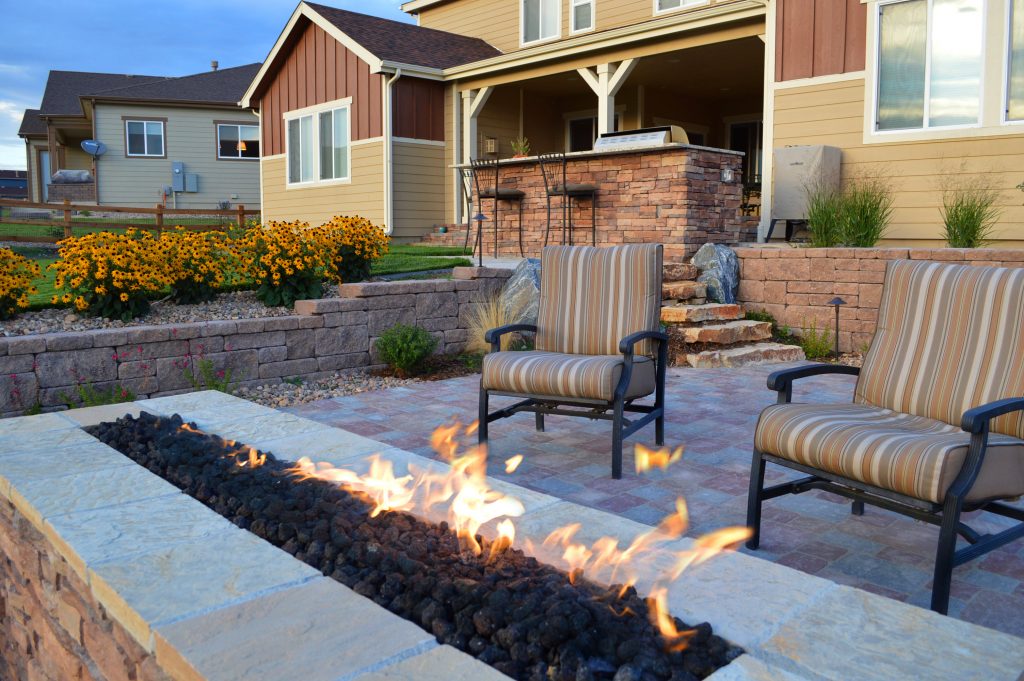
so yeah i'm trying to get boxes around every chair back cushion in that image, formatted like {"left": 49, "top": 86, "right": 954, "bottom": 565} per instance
{"left": 855, "top": 260, "right": 1024, "bottom": 439}
{"left": 535, "top": 244, "right": 663, "bottom": 356}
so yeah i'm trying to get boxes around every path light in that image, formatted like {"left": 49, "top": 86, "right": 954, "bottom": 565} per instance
{"left": 828, "top": 297, "right": 846, "bottom": 361}
{"left": 473, "top": 212, "right": 487, "bottom": 267}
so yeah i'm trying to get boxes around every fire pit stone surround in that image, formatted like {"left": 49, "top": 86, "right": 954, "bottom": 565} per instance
{"left": 0, "top": 393, "right": 1022, "bottom": 681}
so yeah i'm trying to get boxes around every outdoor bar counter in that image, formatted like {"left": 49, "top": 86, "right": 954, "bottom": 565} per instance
{"left": 456, "top": 144, "right": 757, "bottom": 259}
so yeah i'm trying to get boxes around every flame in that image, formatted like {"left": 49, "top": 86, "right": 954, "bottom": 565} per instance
{"left": 647, "top": 588, "right": 696, "bottom": 652}
{"left": 239, "top": 447, "right": 266, "bottom": 468}
{"left": 504, "top": 454, "right": 524, "bottom": 473}
{"left": 635, "top": 443, "right": 684, "bottom": 474}
{"left": 488, "top": 519, "right": 516, "bottom": 561}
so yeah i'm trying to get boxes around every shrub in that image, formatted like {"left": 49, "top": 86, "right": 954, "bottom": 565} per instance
{"left": 0, "top": 248, "right": 41, "bottom": 320}
{"left": 805, "top": 185, "right": 845, "bottom": 248}
{"left": 941, "top": 180, "right": 1000, "bottom": 248}
{"left": 60, "top": 381, "right": 136, "bottom": 409}
{"left": 464, "top": 293, "right": 532, "bottom": 354}
{"left": 183, "top": 357, "right": 232, "bottom": 394}
{"left": 376, "top": 324, "right": 437, "bottom": 376}
{"left": 804, "top": 179, "right": 893, "bottom": 248}
{"left": 235, "top": 220, "right": 333, "bottom": 308}
{"left": 745, "top": 309, "right": 798, "bottom": 344}
{"left": 50, "top": 229, "right": 168, "bottom": 320}
{"left": 160, "top": 229, "right": 233, "bottom": 304}
{"left": 322, "top": 215, "right": 389, "bottom": 284}
{"left": 798, "top": 318, "right": 834, "bottom": 359}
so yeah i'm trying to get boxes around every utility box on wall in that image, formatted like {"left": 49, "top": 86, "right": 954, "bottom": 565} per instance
{"left": 171, "top": 161, "right": 185, "bottom": 193}
{"left": 771, "top": 145, "right": 842, "bottom": 221}
{"left": 184, "top": 173, "right": 198, "bottom": 193}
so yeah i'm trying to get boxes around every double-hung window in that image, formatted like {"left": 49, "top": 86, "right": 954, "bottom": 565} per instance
{"left": 217, "top": 123, "right": 259, "bottom": 159}
{"left": 125, "top": 120, "right": 164, "bottom": 157}
{"left": 286, "top": 99, "right": 351, "bottom": 186}
{"left": 572, "top": 0, "right": 594, "bottom": 33}
{"left": 522, "top": 0, "right": 558, "bottom": 44}
{"left": 655, "top": 0, "right": 705, "bottom": 14}
{"left": 874, "top": 0, "right": 984, "bottom": 131}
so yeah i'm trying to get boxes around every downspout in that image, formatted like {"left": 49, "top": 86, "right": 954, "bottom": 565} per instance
{"left": 384, "top": 68, "right": 402, "bottom": 235}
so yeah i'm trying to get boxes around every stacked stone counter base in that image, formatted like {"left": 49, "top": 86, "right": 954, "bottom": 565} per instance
{"left": 0, "top": 267, "right": 511, "bottom": 417}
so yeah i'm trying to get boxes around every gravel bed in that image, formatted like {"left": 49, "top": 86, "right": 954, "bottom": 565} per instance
{"left": 0, "top": 291, "right": 297, "bottom": 337}
{"left": 234, "top": 370, "right": 417, "bottom": 408}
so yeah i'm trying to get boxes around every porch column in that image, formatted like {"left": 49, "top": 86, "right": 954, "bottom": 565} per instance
{"left": 460, "top": 86, "right": 492, "bottom": 163}
{"left": 577, "top": 59, "right": 637, "bottom": 135}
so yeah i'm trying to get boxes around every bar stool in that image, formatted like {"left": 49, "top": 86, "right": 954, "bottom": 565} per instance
{"left": 470, "top": 158, "right": 525, "bottom": 258}
{"left": 539, "top": 152, "right": 597, "bottom": 247}
{"left": 459, "top": 167, "right": 474, "bottom": 252}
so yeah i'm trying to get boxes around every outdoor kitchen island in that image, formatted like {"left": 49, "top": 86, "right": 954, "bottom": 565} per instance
{"left": 457, "top": 142, "right": 758, "bottom": 260}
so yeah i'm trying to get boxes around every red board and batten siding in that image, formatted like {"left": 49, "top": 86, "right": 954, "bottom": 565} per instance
{"left": 392, "top": 78, "right": 445, "bottom": 141}
{"left": 775, "top": 0, "right": 866, "bottom": 81}
{"left": 259, "top": 19, "right": 384, "bottom": 156}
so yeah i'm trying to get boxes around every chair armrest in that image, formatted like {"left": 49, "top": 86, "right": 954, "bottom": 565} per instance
{"left": 618, "top": 330, "right": 669, "bottom": 355}
{"left": 961, "top": 397, "right": 1024, "bottom": 434}
{"left": 767, "top": 363, "right": 860, "bottom": 404}
{"left": 484, "top": 324, "right": 537, "bottom": 353}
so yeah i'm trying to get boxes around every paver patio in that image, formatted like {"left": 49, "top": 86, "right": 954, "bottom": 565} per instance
{"left": 285, "top": 363, "right": 1024, "bottom": 638}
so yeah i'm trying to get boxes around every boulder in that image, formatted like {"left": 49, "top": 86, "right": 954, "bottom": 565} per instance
{"left": 691, "top": 243, "right": 739, "bottom": 304}
{"left": 500, "top": 258, "right": 541, "bottom": 325}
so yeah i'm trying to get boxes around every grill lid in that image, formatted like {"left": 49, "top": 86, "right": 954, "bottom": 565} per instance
{"left": 592, "top": 125, "right": 689, "bottom": 152}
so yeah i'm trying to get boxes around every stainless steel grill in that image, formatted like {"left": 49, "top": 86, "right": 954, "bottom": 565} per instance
{"left": 592, "top": 125, "right": 689, "bottom": 152}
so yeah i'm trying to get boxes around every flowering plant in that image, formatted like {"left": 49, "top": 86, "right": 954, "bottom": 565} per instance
{"left": 322, "top": 215, "right": 389, "bottom": 284}
{"left": 235, "top": 221, "right": 333, "bottom": 308}
{"left": 0, "top": 248, "right": 40, "bottom": 320}
{"left": 49, "top": 229, "right": 168, "bottom": 320}
{"left": 159, "top": 228, "right": 233, "bottom": 304}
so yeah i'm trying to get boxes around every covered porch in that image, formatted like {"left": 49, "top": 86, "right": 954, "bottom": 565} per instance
{"left": 41, "top": 115, "right": 96, "bottom": 204}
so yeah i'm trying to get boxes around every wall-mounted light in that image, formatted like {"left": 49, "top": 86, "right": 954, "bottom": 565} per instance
{"left": 828, "top": 297, "right": 846, "bottom": 361}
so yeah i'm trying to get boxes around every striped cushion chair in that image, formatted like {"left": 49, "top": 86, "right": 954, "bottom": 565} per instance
{"left": 479, "top": 244, "right": 667, "bottom": 478}
{"left": 746, "top": 259, "right": 1024, "bottom": 615}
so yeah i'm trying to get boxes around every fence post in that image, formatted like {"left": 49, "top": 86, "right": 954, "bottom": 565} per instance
{"left": 62, "top": 199, "right": 72, "bottom": 238}
{"left": 155, "top": 204, "right": 164, "bottom": 235}
{"left": 236, "top": 204, "right": 245, "bottom": 230}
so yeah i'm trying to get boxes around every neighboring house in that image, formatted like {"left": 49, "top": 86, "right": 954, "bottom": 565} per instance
{"left": 18, "top": 64, "right": 262, "bottom": 210}
{"left": 245, "top": 0, "right": 1024, "bottom": 245}
{"left": 0, "top": 170, "right": 28, "bottom": 200}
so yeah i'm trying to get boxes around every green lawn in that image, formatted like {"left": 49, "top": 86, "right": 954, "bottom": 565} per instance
{"left": 387, "top": 244, "right": 472, "bottom": 257}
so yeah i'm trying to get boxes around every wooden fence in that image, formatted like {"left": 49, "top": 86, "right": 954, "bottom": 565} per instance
{"left": 0, "top": 199, "right": 261, "bottom": 243}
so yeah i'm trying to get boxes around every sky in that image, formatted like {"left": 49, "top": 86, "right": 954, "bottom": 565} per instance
{"left": 0, "top": 0, "right": 411, "bottom": 170}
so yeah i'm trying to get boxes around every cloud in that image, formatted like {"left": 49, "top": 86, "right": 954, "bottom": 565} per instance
{"left": 0, "top": 100, "right": 28, "bottom": 124}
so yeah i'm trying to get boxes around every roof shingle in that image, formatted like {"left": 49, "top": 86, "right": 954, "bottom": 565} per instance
{"left": 38, "top": 71, "right": 164, "bottom": 116}
{"left": 89, "top": 63, "right": 262, "bottom": 105}
{"left": 17, "top": 109, "right": 46, "bottom": 137}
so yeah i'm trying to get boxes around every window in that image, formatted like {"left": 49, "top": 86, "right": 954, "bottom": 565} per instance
{"left": 572, "top": 0, "right": 594, "bottom": 33}
{"left": 567, "top": 114, "right": 620, "bottom": 152}
{"left": 285, "top": 99, "right": 351, "bottom": 186}
{"left": 875, "top": 0, "right": 984, "bottom": 131}
{"left": 125, "top": 120, "right": 164, "bottom": 157}
{"left": 1007, "top": 0, "right": 1024, "bottom": 120}
{"left": 522, "top": 0, "right": 558, "bottom": 44}
{"left": 217, "top": 124, "right": 259, "bottom": 159}
{"left": 655, "top": 0, "right": 705, "bottom": 14}
{"left": 318, "top": 107, "right": 350, "bottom": 181}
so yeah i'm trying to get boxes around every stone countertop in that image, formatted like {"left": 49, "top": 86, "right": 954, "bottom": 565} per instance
{"left": 451, "top": 142, "right": 744, "bottom": 169}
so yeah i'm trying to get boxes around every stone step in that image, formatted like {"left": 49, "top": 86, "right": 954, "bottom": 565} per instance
{"left": 662, "top": 263, "right": 698, "bottom": 282}
{"left": 681, "top": 320, "right": 772, "bottom": 345}
{"left": 684, "top": 342, "right": 806, "bottom": 368}
{"left": 662, "top": 281, "right": 707, "bottom": 302}
{"left": 661, "top": 303, "right": 742, "bottom": 324}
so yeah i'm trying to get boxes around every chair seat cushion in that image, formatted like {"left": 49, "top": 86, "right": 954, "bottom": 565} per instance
{"left": 482, "top": 351, "right": 655, "bottom": 402}
{"left": 550, "top": 183, "right": 598, "bottom": 196}
{"left": 479, "top": 187, "right": 525, "bottom": 199}
{"left": 755, "top": 403, "right": 1024, "bottom": 504}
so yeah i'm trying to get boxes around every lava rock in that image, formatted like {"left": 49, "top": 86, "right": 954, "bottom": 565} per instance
{"left": 691, "top": 243, "right": 739, "bottom": 304}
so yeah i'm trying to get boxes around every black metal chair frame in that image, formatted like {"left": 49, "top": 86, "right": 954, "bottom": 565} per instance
{"left": 459, "top": 167, "right": 474, "bottom": 252}
{"left": 469, "top": 158, "right": 524, "bottom": 259}
{"left": 746, "top": 363, "right": 1024, "bottom": 615}
{"left": 538, "top": 152, "right": 597, "bottom": 248}
{"left": 478, "top": 326, "right": 668, "bottom": 479}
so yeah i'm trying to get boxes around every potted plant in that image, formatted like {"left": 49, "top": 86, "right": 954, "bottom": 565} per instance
{"left": 510, "top": 136, "right": 531, "bottom": 159}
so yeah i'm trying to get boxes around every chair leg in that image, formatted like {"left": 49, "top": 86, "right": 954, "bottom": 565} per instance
{"left": 478, "top": 387, "right": 489, "bottom": 444}
{"left": 931, "top": 497, "right": 963, "bottom": 615}
{"left": 746, "top": 449, "right": 767, "bottom": 550}
{"left": 517, "top": 199, "right": 524, "bottom": 258}
{"left": 611, "top": 398, "right": 624, "bottom": 479}
{"left": 544, "top": 196, "right": 552, "bottom": 248}
{"left": 568, "top": 196, "right": 574, "bottom": 246}
{"left": 851, "top": 500, "right": 865, "bottom": 516}
{"left": 535, "top": 412, "right": 545, "bottom": 432}
{"left": 493, "top": 198, "right": 499, "bottom": 260}
{"left": 590, "top": 193, "right": 596, "bottom": 246}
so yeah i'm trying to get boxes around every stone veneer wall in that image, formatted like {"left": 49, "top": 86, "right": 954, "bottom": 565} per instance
{"left": 0, "top": 267, "right": 510, "bottom": 416}
{"left": 735, "top": 247, "right": 1024, "bottom": 352}
{"left": 0, "top": 496, "right": 172, "bottom": 681}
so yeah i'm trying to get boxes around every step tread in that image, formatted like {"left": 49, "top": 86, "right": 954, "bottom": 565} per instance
{"left": 681, "top": 320, "right": 772, "bottom": 345}
{"left": 661, "top": 303, "right": 742, "bottom": 323}
{"left": 685, "top": 342, "right": 806, "bottom": 368}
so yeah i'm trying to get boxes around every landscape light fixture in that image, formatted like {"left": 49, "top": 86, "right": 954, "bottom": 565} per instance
{"left": 473, "top": 213, "right": 487, "bottom": 267}
{"left": 828, "top": 297, "right": 846, "bottom": 361}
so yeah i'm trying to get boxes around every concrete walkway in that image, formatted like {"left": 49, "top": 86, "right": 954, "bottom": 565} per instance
{"left": 285, "top": 364, "right": 1024, "bottom": 638}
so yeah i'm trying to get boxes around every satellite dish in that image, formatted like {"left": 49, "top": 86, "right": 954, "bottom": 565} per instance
{"left": 81, "top": 140, "right": 107, "bottom": 158}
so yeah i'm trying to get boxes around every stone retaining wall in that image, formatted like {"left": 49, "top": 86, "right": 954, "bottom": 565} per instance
{"left": 0, "top": 267, "right": 511, "bottom": 416}
{"left": 735, "top": 247, "right": 1024, "bottom": 352}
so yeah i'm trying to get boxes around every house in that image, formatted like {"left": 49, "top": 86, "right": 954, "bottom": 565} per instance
{"left": 0, "top": 170, "right": 28, "bottom": 200}
{"left": 18, "top": 64, "right": 262, "bottom": 210}
{"left": 244, "top": 0, "right": 1024, "bottom": 246}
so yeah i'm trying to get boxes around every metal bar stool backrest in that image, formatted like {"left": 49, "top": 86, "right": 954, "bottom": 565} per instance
{"left": 470, "top": 158, "right": 499, "bottom": 199}
{"left": 538, "top": 152, "right": 568, "bottom": 197}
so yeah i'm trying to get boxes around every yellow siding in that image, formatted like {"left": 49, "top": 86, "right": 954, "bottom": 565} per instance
{"left": 260, "top": 144, "right": 386, "bottom": 227}
{"left": 773, "top": 78, "right": 1024, "bottom": 246}
{"left": 64, "top": 146, "right": 92, "bottom": 171}
{"left": 477, "top": 88, "right": 522, "bottom": 158}
{"left": 392, "top": 141, "right": 447, "bottom": 239}
{"left": 443, "top": 86, "right": 461, "bottom": 225}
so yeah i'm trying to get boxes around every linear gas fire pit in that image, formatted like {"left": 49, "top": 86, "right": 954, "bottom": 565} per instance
{"left": 1, "top": 392, "right": 1022, "bottom": 681}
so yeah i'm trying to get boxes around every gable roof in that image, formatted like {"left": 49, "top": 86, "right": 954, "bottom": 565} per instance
{"left": 304, "top": 2, "right": 499, "bottom": 70}
{"left": 39, "top": 71, "right": 164, "bottom": 117}
{"left": 89, "top": 63, "right": 262, "bottom": 105}
{"left": 17, "top": 109, "right": 46, "bottom": 137}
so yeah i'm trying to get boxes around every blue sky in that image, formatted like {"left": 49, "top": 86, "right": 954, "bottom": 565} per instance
{"left": 0, "top": 0, "right": 410, "bottom": 170}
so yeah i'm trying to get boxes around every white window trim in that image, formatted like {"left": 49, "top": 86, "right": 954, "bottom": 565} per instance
{"left": 520, "top": 0, "right": 561, "bottom": 47}
{"left": 571, "top": 0, "right": 595, "bottom": 34}
{"left": 653, "top": 0, "right": 710, "bottom": 17}
{"left": 1003, "top": 0, "right": 1024, "bottom": 124}
{"left": 125, "top": 120, "right": 164, "bottom": 157}
{"left": 216, "top": 123, "right": 260, "bottom": 160}
{"left": 284, "top": 97, "right": 353, "bottom": 188}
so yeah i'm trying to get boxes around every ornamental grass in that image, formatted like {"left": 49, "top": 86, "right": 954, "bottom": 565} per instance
{"left": 0, "top": 247, "right": 41, "bottom": 320}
